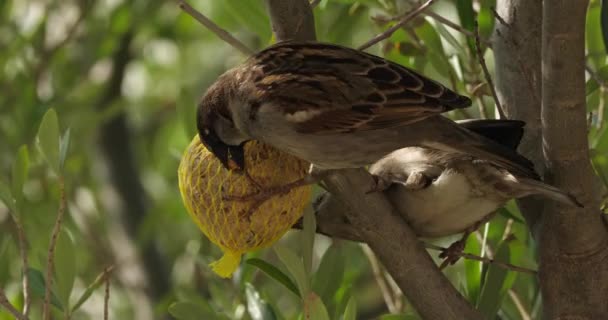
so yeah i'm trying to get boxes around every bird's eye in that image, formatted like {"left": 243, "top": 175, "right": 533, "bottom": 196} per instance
{"left": 203, "top": 128, "right": 210, "bottom": 135}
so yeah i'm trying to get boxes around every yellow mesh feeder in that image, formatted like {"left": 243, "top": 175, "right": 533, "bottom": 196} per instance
{"left": 178, "top": 136, "right": 312, "bottom": 278}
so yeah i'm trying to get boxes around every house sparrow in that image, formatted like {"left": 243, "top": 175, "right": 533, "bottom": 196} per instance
{"left": 196, "top": 41, "right": 538, "bottom": 181}
{"left": 366, "top": 119, "right": 582, "bottom": 266}
{"left": 311, "top": 119, "right": 580, "bottom": 267}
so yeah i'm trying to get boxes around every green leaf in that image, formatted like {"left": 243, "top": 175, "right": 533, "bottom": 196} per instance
{"left": 497, "top": 208, "right": 525, "bottom": 224}
{"left": 302, "top": 207, "right": 316, "bottom": 276}
{"left": 476, "top": 239, "right": 518, "bottom": 318}
{"left": 71, "top": 267, "right": 111, "bottom": 313}
{"left": 379, "top": 314, "right": 420, "bottom": 320}
{"left": 55, "top": 229, "right": 76, "bottom": 310}
{"left": 434, "top": 21, "right": 464, "bottom": 52}
{"left": 464, "top": 235, "right": 482, "bottom": 303}
{"left": 11, "top": 145, "right": 29, "bottom": 206}
{"left": 602, "top": 0, "right": 608, "bottom": 53}
{"left": 59, "top": 128, "right": 71, "bottom": 171}
{"left": 245, "top": 283, "right": 277, "bottom": 320}
{"left": 246, "top": 258, "right": 300, "bottom": 297}
{"left": 0, "top": 178, "right": 15, "bottom": 213}
{"left": 27, "top": 267, "right": 63, "bottom": 311}
{"left": 274, "top": 244, "right": 310, "bottom": 298}
{"left": 456, "top": 0, "right": 475, "bottom": 50}
{"left": 36, "top": 108, "right": 60, "bottom": 174}
{"left": 312, "top": 244, "right": 344, "bottom": 304}
{"left": 342, "top": 296, "right": 357, "bottom": 320}
{"left": 303, "top": 292, "right": 330, "bottom": 320}
{"left": 222, "top": 0, "right": 271, "bottom": 41}
{"left": 168, "top": 301, "right": 217, "bottom": 320}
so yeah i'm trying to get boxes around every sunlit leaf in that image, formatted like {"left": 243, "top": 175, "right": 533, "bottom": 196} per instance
{"left": 59, "top": 128, "right": 71, "bottom": 171}
{"left": 37, "top": 108, "right": 60, "bottom": 174}
{"left": 342, "top": 296, "right": 357, "bottom": 320}
{"left": 246, "top": 258, "right": 300, "bottom": 297}
{"left": 246, "top": 283, "right": 277, "bottom": 320}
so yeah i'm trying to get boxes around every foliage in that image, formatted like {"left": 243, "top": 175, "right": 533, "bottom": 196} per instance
{"left": 0, "top": 0, "right": 606, "bottom": 319}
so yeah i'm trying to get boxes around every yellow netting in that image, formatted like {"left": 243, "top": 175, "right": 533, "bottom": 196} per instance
{"left": 178, "top": 136, "right": 312, "bottom": 278}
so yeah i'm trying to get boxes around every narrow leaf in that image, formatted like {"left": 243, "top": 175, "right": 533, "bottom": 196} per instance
{"left": 476, "top": 239, "right": 517, "bottom": 318}
{"left": 168, "top": 301, "right": 216, "bottom": 320}
{"left": 342, "top": 296, "right": 357, "bottom": 320}
{"left": 71, "top": 267, "right": 112, "bottom": 313}
{"left": 27, "top": 267, "right": 63, "bottom": 311}
{"left": 246, "top": 258, "right": 300, "bottom": 297}
{"left": 11, "top": 145, "right": 29, "bottom": 206}
{"left": 36, "top": 108, "right": 60, "bottom": 174}
{"left": 303, "top": 292, "right": 330, "bottom": 320}
{"left": 59, "top": 128, "right": 71, "bottom": 172}
{"left": 302, "top": 207, "right": 316, "bottom": 276}
{"left": 0, "top": 178, "right": 15, "bottom": 213}
{"left": 312, "top": 244, "right": 345, "bottom": 304}
{"left": 274, "top": 244, "right": 310, "bottom": 297}
{"left": 246, "top": 283, "right": 277, "bottom": 320}
{"left": 602, "top": 0, "right": 608, "bottom": 53}
{"left": 55, "top": 229, "right": 76, "bottom": 310}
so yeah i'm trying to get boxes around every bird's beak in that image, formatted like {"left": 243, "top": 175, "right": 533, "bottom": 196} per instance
{"left": 225, "top": 144, "right": 245, "bottom": 171}
{"left": 210, "top": 143, "right": 245, "bottom": 172}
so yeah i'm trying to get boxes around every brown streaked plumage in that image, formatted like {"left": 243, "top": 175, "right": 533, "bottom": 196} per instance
{"left": 197, "top": 41, "right": 538, "bottom": 179}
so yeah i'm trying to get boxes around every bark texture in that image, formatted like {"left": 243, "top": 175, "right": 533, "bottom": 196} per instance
{"left": 495, "top": 0, "right": 608, "bottom": 318}
{"left": 267, "top": 1, "right": 483, "bottom": 318}
{"left": 540, "top": 1, "right": 608, "bottom": 318}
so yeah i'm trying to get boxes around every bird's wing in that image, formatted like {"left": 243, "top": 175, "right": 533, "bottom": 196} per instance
{"left": 249, "top": 41, "right": 471, "bottom": 134}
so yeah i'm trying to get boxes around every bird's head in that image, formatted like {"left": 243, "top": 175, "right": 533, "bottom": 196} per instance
{"left": 197, "top": 74, "right": 249, "bottom": 171}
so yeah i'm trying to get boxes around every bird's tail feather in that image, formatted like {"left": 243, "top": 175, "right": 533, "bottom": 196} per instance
{"left": 517, "top": 177, "right": 583, "bottom": 207}
{"left": 430, "top": 117, "right": 539, "bottom": 179}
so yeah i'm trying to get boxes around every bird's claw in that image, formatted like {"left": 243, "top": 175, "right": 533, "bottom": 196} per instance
{"left": 438, "top": 239, "right": 467, "bottom": 269}
{"left": 365, "top": 174, "right": 392, "bottom": 194}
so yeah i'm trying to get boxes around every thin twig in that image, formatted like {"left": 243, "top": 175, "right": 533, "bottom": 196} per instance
{"left": 10, "top": 216, "right": 30, "bottom": 316}
{"left": 424, "top": 242, "right": 537, "bottom": 275}
{"left": 490, "top": 7, "right": 508, "bottom": 27}
{"left": 43, "top": 176, "right": 67, "bottom": 320}
{"left": 0, "top": 288, "right": 26, "bottom": 320}
{"left": 474, "top": 19, "right": 506, "bottom": 119}
{"left": 104, "top": 267, "right": 111, "bottom": 320}
{"left": 176, "top": 0, "right": 254, "bottom": 55}
{"left": 362, "top": 245, "right": 399, "bottom": 313}
{"left": 358, "top": 0, "right": 436, "bottom": 50}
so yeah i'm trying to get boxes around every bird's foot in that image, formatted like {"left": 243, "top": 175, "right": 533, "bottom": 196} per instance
{"left": 438, "top": 237, "right": 468, "bottom": 269}
{"left": 366, "top": 174, "right": 392, "bottom": 194}
{"left": 222, "top": 171, "right": 320, "bottom": 216}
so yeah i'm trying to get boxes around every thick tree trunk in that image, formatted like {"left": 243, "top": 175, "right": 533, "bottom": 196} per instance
{"left": 495, "top": 0, "right": 608, "bottom": 318}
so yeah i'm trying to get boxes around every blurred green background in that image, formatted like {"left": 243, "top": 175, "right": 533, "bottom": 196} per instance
{"left": 0, "top": 0, "right": 606, "bottom": 319}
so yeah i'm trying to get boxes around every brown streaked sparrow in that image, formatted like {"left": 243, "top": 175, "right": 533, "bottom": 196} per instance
{"left": 364, "top": 119, "right": 581, "bottom": 267}
{"left": 196, "top": 41, "right": 539, "bottom": 181}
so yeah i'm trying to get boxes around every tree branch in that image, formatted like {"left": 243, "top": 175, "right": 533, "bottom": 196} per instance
{"left": 358, "top": 0, "right": 436, "bottom": 50}
{"left": 539, "top": 0, "right": 608, "bottom": 317}
{"left": 265, "top": 1, "right": 482, "bottom": 318}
